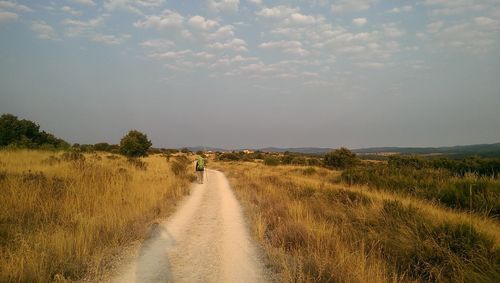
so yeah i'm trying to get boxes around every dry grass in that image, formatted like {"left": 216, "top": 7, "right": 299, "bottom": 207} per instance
{"left": 214, "top": 161, "right": 500, "bottom": 283}
{"left": 0, "top": 150, "right": 192, "bottom": 282}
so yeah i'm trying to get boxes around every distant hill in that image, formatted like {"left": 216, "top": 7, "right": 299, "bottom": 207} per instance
{"left": 185, "top": 146, "right": 229, "bottom": 152}
{"left": 184, "top": 143, "right": 500, "bottom": 158}
{"left": 258, "top": 147, "right": 333, "bottom": 154}
{"left": 353, "top": 143, "right": 500, "bottom": 158}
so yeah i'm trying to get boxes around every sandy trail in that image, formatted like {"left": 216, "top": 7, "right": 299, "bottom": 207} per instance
{"left": 111, "top": 169, "right": 267, "bottom": 283}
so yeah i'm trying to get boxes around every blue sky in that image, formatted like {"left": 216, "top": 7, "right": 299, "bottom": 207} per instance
{"left": 1, "top": 0, "right": 499, "bottom": 149}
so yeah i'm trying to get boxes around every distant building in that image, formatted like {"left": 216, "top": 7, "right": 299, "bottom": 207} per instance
{"left": 242, "top": 149, "right": 254, "bottom": 154}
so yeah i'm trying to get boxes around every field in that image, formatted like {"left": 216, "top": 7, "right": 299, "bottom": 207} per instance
{"left": 0, "top": 150, "right": 192, "bottom": 282}
{"left": 214, "top": 161, "right": 500, "bottom": 282}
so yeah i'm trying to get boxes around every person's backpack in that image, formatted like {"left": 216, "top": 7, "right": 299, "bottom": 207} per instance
{"left": 197, "top": 158, "right": 205, "bottom": 170}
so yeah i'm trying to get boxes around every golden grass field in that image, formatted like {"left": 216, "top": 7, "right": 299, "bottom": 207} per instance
{"left": 0, "top": 150, "right": 192, "bottom": 282}
{"left": 214, "top": 161, "right": 500, "bottom": 283}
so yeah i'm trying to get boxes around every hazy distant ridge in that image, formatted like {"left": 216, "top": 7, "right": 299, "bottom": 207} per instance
{"left": 186, "top": 143, "right": 500, "bottom": 157}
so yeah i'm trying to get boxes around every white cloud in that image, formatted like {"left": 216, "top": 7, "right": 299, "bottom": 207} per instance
{"left": 423, "top": 0, "right": 489, "bottom": 16}
{"left": 289, "top": 13, "right": 317, "bottom": 25}
{"left": 352, "top": 17, "right": 367, "bottom": 26}
{"left": 427, "top": 21, "right": 444, "bottom": 33}
{"left": 61, "top": 6, "right": 81, "bottom": 16}
{"left": 207, "top": 25, "right": 235, "bottom": 41}
{"left": 140, "top": 39, "right": 175, "bottom": 49}
{"left": 256, "top": 5, "right": 299, "bottom": 19}
{"left": 387, "top": 5, "right": 413, "bottom": 14}
{"left": 474, "top": 17, "right": 499, "bottom": 28}
{"left": 134, "top": 10, "right": 184, "bottom": 30}
{"left": 247, "top": 0, "right": 261, "bottom": 5}
{"left": 90, "top": 33, "right": 130, "bottom": 45}
{"left": 259, "top": 40, "right": 310, "bottom": 56}
{"left": 62, "top": 17, "right": 103, "bottom": 37}
{"left": 208, "top": 38, "right": 248, "bottom": 52}
{"left": 423, "top": 18, "right": 500, "bottom": 52}
{"left": 383, "top": 23, "right": 405, "bottom": 37}
{"left": 149, "top": 49, "right": 192, "bottom": 59}
{"left": 0, "top": 10, "right": 17, "bottom": 22}
{"left": 31, "top": 21, "right": 58, "bottom": 40}
{"left": 356, "top": 62, "right": 385, "bottom": 70}
{"left": 188, "top": 15, "right": 219, "bottom": 31}
{"left": 71, "top": 0, "right": 96, "bottom": 6}
{"left": 0, "top": 1, "right": 33, "bottom": 12}
{"left": 208, "top": 0, "right": 239, "bottom": 13}
{"left": 104, "top": 0, "right": 165, "bottom": 14}
{"left": 193, "top": 51, "right": 215, "bottom": 60}
{"left": 331, "top": 0, "right": 375, "bottom": 14}
{"left": 62, "top": 16, "right": 130, "bottom": 45}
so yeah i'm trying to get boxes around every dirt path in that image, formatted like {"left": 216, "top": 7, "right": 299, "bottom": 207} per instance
{"left": 111, "top": 169, "right": 268, "bottom": 283}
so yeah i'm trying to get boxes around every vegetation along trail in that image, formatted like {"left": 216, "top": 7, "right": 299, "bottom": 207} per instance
{"left": 111, "top": 169, "right": 269, "bottom": 283}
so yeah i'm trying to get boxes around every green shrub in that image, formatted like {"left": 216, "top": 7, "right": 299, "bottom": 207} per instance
{"left": 324, "top": 147, "right": 359, "bottom": 169}
{"left": 264, "top": 156, "right": 280, "bottom": 166}
{"left": 291, "top": 156, "right": 307, "bottom": 165}
{"left": 341, "top": 163, "right": 500, "bottom": 217}
{"left": 217, "top": 153, "right": 240, "bottom": 161}
{"left": 119, "top": 130, "right": 152, "bottom": 158}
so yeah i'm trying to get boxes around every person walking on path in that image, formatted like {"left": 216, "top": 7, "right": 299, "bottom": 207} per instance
{"left": 195, "top": 156, "right": 205, "bottom": 184}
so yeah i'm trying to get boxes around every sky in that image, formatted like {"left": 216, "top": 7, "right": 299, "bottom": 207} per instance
{"left": 0, "top": 0, "right": 499, "bottom": 149}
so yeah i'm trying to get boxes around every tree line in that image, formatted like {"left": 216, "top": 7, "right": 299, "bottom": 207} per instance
{"left": 0, "top": 114, "right": 156, "bottom": 158}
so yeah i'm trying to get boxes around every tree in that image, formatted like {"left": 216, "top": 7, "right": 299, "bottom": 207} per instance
{"left": 324, "top": 147, "right": 359, "bottom": 169}
{"left": 119, "top": 130, "right": 152, "bottom": 157}
{"left": 0, "top": 113, "right": 68, "bottom": 148}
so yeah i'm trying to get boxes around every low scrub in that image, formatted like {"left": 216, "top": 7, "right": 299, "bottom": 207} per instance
{"left": 342, "top": 163, "right": 500, "bottom": 217}
{"left": 0, "top": 150, "right": 191, "bottom": 282}
{"left": 214, "top": 162, "right": 500, "bottom": 283}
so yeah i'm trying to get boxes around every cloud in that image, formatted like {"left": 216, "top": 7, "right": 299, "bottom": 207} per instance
{"left": 149, "top": 49, "right": 192, "bottom": 59}
{"left": 352, "top": 17, "right": 367, "bottom": 26}
{"left": 61, "top": 6, "right": 81, "bottom": 16}
{"left": 134, "top": 10, "right": 184, "bottom": 30}
{"left": 331, "top": 0, "right": 375, "bottom": 14}
{"left": 71, "top": 0, "right": 96, "bottom": 6}
{"left": 208, "top": 0, "right": 239, "bottom": 13}
{"left": 62, "top": 17, "right": 103, "bottom": 37}
{"left": 427, "top": 21, "right": 444, "bottom": 33}
{"left": 140, "top": 39, "right": 175, "bottom": 49}
{"left": 188, "top": 15, "right": 219, "bottom": 31}
{"left": 31, "top": 21, "right": 59, "bottom": 40}
{"left": 423, "top": 0, "right": 490, "bottom": 16}
{"left": 382, "top": 23, "right": 405, "bottom": 37}
{"left": 0, "top": 1, "right": 33, "bottom": 12}
{"left": 62, "top": 16, "right": 130, "bottom": 45}
{"left": 90, "top": 33, "right": 130, "bottom": 45}
{"left": 0, "top": 10, "right": 17, "bottom": 22}
{"left": 259, "top": 40, "right": 310, "bottom": 56}
{"left": 474, "top": 16, "right": 499, "bottom": 28}
{"left": 247, "top": 0, "right": 261, "bottom": 5}
{"left": 387, "top": 5, "right": 413, "bottom": 14}
{"left": 423, "top": 17, "right": 500, "bottom": 52}
{"left": 104, "top": 0, "right": 165, "bottom": 14}
{"left": 356, "top": 62, "right": 385, "bottom": 70}
{"left": 208, "top": 38, "right": 248, "bottom": 52}
{"left": 289, "top": 13, "right": 317, "bottom": 25}
{"left": 256, "top": 5, "right": 299, "bottom": 19}
{"left": 193, "top": 51, "right": 215, "bottom": 60}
